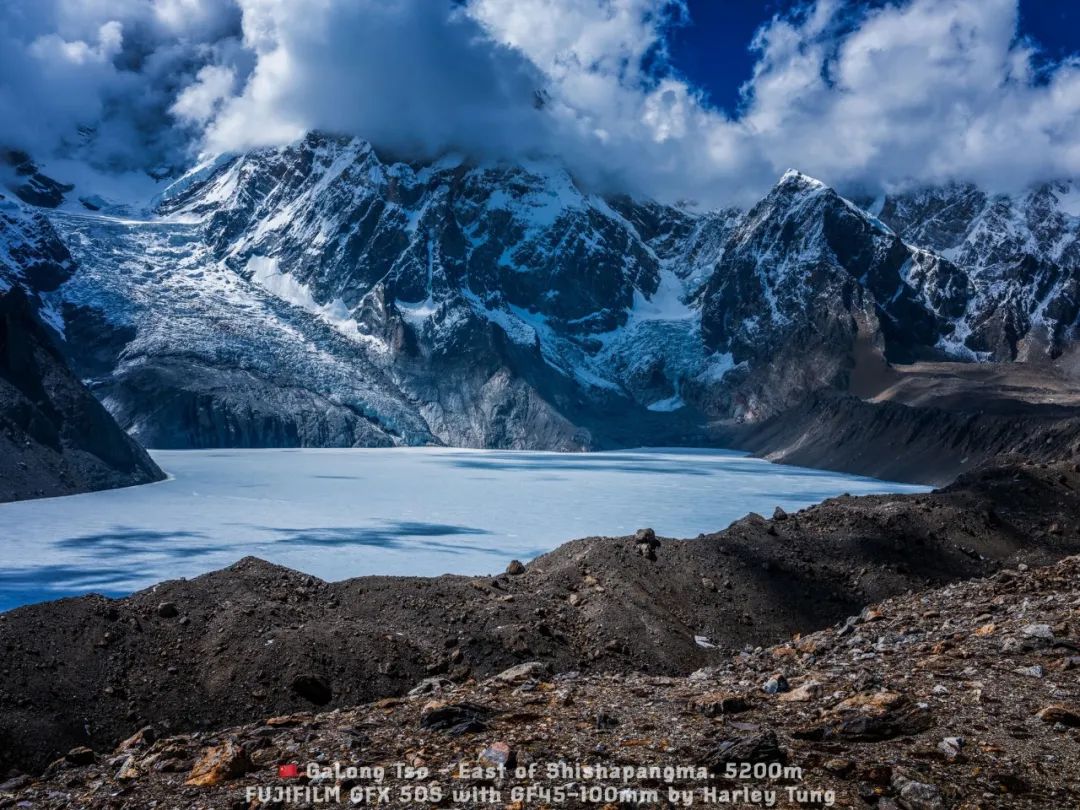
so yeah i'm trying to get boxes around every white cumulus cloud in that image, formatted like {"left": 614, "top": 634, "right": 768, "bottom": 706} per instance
{"left": 0, "top": 0, "right": 1078, "bottom": 205}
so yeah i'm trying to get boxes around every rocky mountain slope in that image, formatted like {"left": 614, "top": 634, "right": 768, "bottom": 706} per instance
{"left": 727, "top": 388, "right": 1080, "bottom": 486}
{"left": 0, "top": 184, "right": 164, "bottom": 502}
{"left": 874, "top": 181, "right": 1080, "bottom": 361}
{"left": 11, "top": 558, "right": 1080, "bottom": 809}
{"left": 693, "top": 171, "right": 970, "bottom": 421}
{"left": 1, "top": 457, "right": 1078, "bottom": 774}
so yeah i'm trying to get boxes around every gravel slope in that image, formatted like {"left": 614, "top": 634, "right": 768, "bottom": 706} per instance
{"left": 6, "top": 546, "right": 1080, "bottom": 807}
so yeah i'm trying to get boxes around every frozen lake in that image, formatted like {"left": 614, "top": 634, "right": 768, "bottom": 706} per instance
{"left": 0, "top": 447, "right": 925, "bottom": 611}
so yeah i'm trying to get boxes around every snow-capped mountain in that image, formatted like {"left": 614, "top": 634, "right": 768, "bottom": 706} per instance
{"left": 694, "top": 171, "right": 970, "bottom": 420}
{"left": 53, "top": 133, "right": 740, "bottom": 449}
{"left": 6, "top": 133, "right": 1078, "bottom": 451}
{"left": 0, "top": 163, "right": 163, "bottom": 501}
{"left": 159, "top": 133, "right": 739, "bottom": 404}
{"left": 0, "top": 188, "right": 74, "bottom": 329}
{"left": 874, "top": 181, "right": 1080, "bottom": 360}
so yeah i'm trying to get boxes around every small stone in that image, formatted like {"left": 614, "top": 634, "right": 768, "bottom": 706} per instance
{"left": 999, "top": 637, "right": 1025, "bottom": 654}
{"left": 65, "top": 746, "right": 95, "bottom": 766}
{"left": 116, "top": 726, "right": 156, "bottom": 752}
{"left": 494, "top": 661, "right": 548, "bottom": 684}
{"left": 705, "top": 731, "right": 787, "bottom": 772}
{"left": 185, "top": 740, "right": 252, "bottom": 786}
{"left": 634, "top": 527, "right": 657, "bottom": 544}
{"left": 772, "top": 506, "right": 788, "bottom": 521}
{"left": 778, "top": 681, "right": 822, "bottom": 703}
{"left": 1019, "top": 664, "right": 1045, "bottom": 678}
{"left": 634, "top": 528, "right": 659, "bottom": 560}
{"left": 823, "top": 758, "right": 853, "bottom": 776}
{"left": 478, "top": 741, "right": 514, "bottom": 770}
{"left": 761, "top": 674, "right": 789, "bottom": 694}
{"left": 567, "top": 592, "right": 582, "bottom": 606}
{"left": 837, "top": 617, "right": 858, "bottom": 637}
{"left": 691, "top": 692, "right": 750, "bottom": 716}
{"left": 594, "top": 712, "right": 620, "bottom": 729}
{"left": 408, "top": 677, "right": 454, "bottom": 697}
{"left": 156, "top": 602, "right": 179, "bottom": 619}
{"left": 895, "top": 777, "right": 943, "bottom": 810}
{"left": 835, "top": 691, "right": 905, "bottom": 714}
{"left": 937, "top": 736, "right": 964, "bottom": 759}
{"left": 1036, "top": 705, "right": 1080, "bottom": 726}
{"left": 860, "top": 607, "right": 884, "bottom": 623}
{"left": 265, "top": 712, "right": 314, "bottom": 727}
{"left": 420, "top": 701, "right": 490, "bottom": 735}
{"left": 1021, "top": 623, "right": 1054, "bottom": 641}
{"left": 505, "top": 560, "right": 525, "bottom": 576}
{"left": 116, "top": 755, "right": 140, "bottom": 781}
{"left": 973, "top": 623, "right": 996, "bottom": 637}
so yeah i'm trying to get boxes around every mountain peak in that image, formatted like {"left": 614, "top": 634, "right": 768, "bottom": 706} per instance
{"left": 777, "top": 169, "right": 827, "bottom": 192}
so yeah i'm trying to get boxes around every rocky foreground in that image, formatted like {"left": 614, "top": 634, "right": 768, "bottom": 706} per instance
{"left": 4, "top": 551, "right": 1080, "bottom": 808}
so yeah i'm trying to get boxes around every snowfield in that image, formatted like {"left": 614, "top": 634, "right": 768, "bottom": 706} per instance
{"left": 0, "top": 447, "right": 924, "bottom": 611}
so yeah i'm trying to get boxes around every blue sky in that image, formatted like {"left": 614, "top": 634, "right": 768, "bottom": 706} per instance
{"left": 670, "top": 0, "right": 1079, "bottom": 113}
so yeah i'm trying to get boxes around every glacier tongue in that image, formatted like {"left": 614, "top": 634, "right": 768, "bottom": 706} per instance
{"left": 246, "top": 254, "right": 373, "bottom": 347}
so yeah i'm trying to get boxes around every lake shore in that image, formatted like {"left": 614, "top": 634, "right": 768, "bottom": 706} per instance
{"left": 0, "top": 447, "right": 923, "bottom": 611}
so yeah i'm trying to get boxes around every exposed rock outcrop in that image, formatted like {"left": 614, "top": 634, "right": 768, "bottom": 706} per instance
{"left": 0, "top": 190, "right": 163, "bottom": 502}
{"left": 0, "top": 285, "right": 164, "bottom": 502}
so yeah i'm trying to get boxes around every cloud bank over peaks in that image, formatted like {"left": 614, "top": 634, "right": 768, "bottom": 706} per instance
{"left": 198, "top": 1, "right": 551, "bottom": 162}
{"left": 0, "top": 0, "right": 1078, "bottom": 207}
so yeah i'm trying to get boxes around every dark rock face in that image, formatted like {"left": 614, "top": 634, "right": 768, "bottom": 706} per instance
{"left": 0, "top": 191, "right": 76, "bottom": 297}
{"left": 171, "top": 136, "right": 659, "bottom": 333}
{"left": 1, "top": 149, "right": 73, "bottom": 209}
{"left": 0, "top": 191, "right": 163, "bottom": 502}
{"left": 0, "top": 285, "right": 164, "bottom": 502}
{"left": 694, "top": 172, "right": 968, "bottom": 421}
{"left": 878, "top": 181, "right": 1080, "bottom": 360}
{"left": 97, "top": 358, "right": 403, "bottom": 449}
